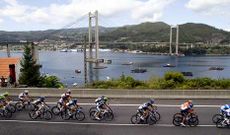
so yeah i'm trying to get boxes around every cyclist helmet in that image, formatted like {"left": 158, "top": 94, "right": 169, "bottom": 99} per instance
{"left": 149, "top": 99, "right": 155, "bottom": 104}
{"left": 67, "top": 89, "right": 71, "bottom": 94}
{"left": 3, "top": 92, "right": 9, "bottom": 97}
{"left": 104, "top": 96, "right": 108, "bottom": 101}
{"left": 24, "top": 90, "right": 29, "bottom": 94}
{"left": 39, "top": 96, "right": 45, "bottom": 102}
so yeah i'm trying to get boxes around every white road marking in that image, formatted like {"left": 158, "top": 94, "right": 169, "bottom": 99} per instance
{"left": 0, "top": 119, "right": 216, "bottom": 127}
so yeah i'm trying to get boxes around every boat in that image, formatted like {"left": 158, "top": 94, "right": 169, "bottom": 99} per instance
{"left": 163, "top": 63, "right": 176, "bottom": 67}
{"left": 104, "top": 59, "right": 112, "bottom": 64}
{"left": 181, "top": 72, "right": 193, "bottom": 76}
{"left": 209, "top": 67, "right": 224, "bottom": 71}
{"left": 75, "top": 69, "right": 81, "bottom": 73}
{"left": 93, "top": 66, "right": 107, "bottom": 69}
{"left": 60, "top": 49, "right": 68, "bottom": 52}
{"left": 122, "top": 62, "right": 133, "bottom": 65}
{"left": 131, "top": 68, "right": 147, "bottom": 73}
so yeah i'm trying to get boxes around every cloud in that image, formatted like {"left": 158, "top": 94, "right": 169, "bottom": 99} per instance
{"left": 0, "top": 0, "right": 175, "bottom": 29}
{"left": 186, "top": 0, "right": 230, "bottom": 16}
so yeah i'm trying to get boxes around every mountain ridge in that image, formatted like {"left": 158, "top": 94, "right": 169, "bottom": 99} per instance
{"left": 0, "top": 22, "right": 229, "bottom": 44}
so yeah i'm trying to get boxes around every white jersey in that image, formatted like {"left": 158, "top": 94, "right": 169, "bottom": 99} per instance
{"left": 18, "top": 92, "right": 27, "bottom": 99}
{"left": 58, "top": 98, "right": 64, "bottom": 104}
{"left": 225, "top": 108, "right": 230, "bottom": 116}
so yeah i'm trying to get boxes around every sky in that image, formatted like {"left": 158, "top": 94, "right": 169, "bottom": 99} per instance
{"left": 0, "top": 0, "right": 230, "bottom": 31}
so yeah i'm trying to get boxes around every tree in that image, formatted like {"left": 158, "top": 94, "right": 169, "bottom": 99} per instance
{"left": 19, "top": 44, "right": 41, "bottom": 86}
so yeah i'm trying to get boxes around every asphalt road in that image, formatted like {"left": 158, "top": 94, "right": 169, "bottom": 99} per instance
{"left": 0, "top": 98, "right": 229, "bottom": 135}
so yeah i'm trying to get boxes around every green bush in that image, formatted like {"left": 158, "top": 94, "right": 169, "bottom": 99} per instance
{"left": 88, "top": 72, "right": 230, "bottom": 90}
{"left": 91, "top": 75, "right": 145, "bottom": 89}
{"left": 41, "top": 75, "right": 64, "bottom": 88}
{"left": 164, "top": 72, "right": 185, "bottom": 83}
{"left": 215, "top": 79, "right": 230, "bottom": 89}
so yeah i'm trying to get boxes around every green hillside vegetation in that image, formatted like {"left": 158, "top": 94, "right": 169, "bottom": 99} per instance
{"left": 0, "top": 22, "right": 230, "bottom": 44}
{"left": 100, "top": 22, "right": 230, "bottom": 44}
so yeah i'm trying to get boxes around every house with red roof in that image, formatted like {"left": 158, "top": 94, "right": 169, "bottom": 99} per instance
{"left": 0, "top": 57, "right": 21, "bottom": 86}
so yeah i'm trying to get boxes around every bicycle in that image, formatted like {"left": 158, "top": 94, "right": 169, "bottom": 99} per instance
{"left": 216, "top": 115, "right": 230, "bottom": 128}
{"left": 15, "top": 99, "right": 35, "bottom": 111}
{"left": 61, "top": 106, "right": 85, "bottom": 121}
{"left": 90, "top": 105, "right": 114, "bottom": 121}
{"left": 131, "top": 110, "right": 157, "bottom": 125}
{"left": 172, "top": 110, "right": 199, "bottom": 127}
{"left": 29, "top": 104, "right": 52, "bottom": 120}
{"left": 0, "top": 107, "right": 12, "bottom": 118}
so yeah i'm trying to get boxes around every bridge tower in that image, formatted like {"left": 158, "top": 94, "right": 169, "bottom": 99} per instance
{"left": 88, "top": 10, "right": 99, "bottom": 61}
{"left": 169, "top": 25, "right": 179, "bottom": 55}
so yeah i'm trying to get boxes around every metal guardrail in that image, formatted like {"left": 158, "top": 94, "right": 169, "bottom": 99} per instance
{"left": 0, "top": 88, "right": 230, "bottom": 99}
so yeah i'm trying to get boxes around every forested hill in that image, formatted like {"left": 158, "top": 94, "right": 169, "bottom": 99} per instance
{"left": 100, "top": 22, "right": 230, "bottom": 44}
{"left": 0, "top": 22, "right": 230, "bottom": 44}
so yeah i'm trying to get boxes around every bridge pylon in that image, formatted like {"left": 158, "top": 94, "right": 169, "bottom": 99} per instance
{"left": 169, "top": 25, "right": 179, "bottom": 56}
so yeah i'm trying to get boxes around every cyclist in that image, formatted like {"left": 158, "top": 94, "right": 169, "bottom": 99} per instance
{"left": 146, "top": 99, "right": 155, "bottom": 112}
{"left": 18, "top": 90, "right": 30, "bottom": 103}
{"left": 220, "top": 104, "right": 230, "bottom": 117}
{"left": 33, "top": 96, "right": 47, "bottom": 115}
{"left": 0, "top": 95, "right": 5, "bottom": 110}
{"left": 66, "top": 99, "right": 78, "bottom": 116}
{"left": 2, "top": 92, "right": 11, "bottom": 103}
{"left": 94, "top": 96, "right": 109, "bottom": 120}
{"left": 137, "top": 99, "right": 155, "bottom": 121}
{"left": 180, "top": 100, "right": 194, "bottom": 126}
{"left": 59, "top": 89, "right": 72, "bottom": 111}
{"left": 61, "top": 89, "right": 72, "bottom": 104}
{"left": 220, "top": 104, "right": 230, "bottom": 124}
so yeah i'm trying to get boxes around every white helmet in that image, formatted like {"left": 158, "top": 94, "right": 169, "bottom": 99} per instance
{"left": 24, "top": 90, "right": 29, "bottom": 94}
{"left": 67, "top": 89, "right": 71, "bottom": 94}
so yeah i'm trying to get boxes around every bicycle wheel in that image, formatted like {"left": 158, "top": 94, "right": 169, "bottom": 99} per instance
{"left": 172, "top": 113, "right": 183, "bottom": 126}
{"left": 212, "top": 114, "right": 224, "bottom": 124}
{"left": 131, "top": 114, "right": 140, "bottom": 124}
{"left": 104, "top": 112, "right": 114, "bottom": 121}
{"left": 188, "top": 113, "right": 199, "bottom": 126}
{"left": 89, "top": 110, "right": 97, "bottom": 120}
{"left": 29, "top": 111, "right": 38, "bottom": 119}
{"left": 147, "top": 115, "right": 157, "bottom": 125}
{"left": 3, "top": 109, "right": 12, "bottom": 118}
{"left": 89, "top": 106, "right": 97, "bottom": 113}
{"left": 43, "top": 111, "right": 52, "bottom": 120}
{"left": 51, "top": 106, "right": 60, "bottom": 115}
{"left": 61, "top": 110, "right": 71, "bottom": 120}
{"left": 154, "top": 111, "right": 161, "bottom": 121}
{"left": 216, "top": 118, "right": 225, "bottom": 128}
{"left": 75, "top": 111, "right": 85, "bottom": 121}
{"left": 6, "top": 104, "right": 16, "bottom": 113}
{"left": 15, "top": 102, "right": 23, "bottom": 111}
